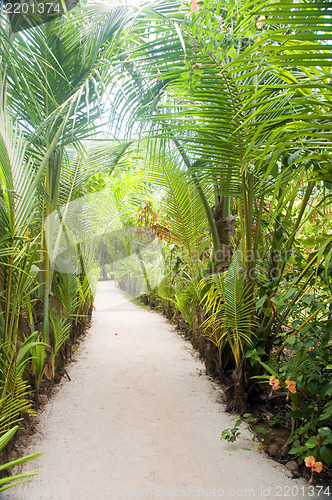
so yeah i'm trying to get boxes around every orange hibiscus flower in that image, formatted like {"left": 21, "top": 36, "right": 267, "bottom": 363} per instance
{"left": 269, "top": 375, "right": 280, "bottom": 391}
{"left": 305, "top": 456, "right": 323, "bottom": 482}
{"left": 312, "top": 462, "right": 323, "bottom": 473}
{"left": 305, "top": 456, "right": 316, "bottom": 468}
{"left": 285, "top": 380, "right": 296, "bottom": 394}
{"left": 256, "top": 15, "right": 266, "bottom": 29}
{"left": 190, "top": 0, "right": 199, "bottom": 12}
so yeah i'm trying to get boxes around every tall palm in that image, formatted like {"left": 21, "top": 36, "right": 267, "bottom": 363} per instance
{"left": 111, "top": 0, "right": 332, "bottom": 405}
{"left": 0, "top": 2, "right": 131, "bottom": 343}
{"left": 0, "top": 110, "right": 38, "bottom": 344}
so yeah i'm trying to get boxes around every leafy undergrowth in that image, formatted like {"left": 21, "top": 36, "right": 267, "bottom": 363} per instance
{"left": 4, "top": 324, "right": 91, "bottom": 476}
{"left": 143, "top": 292, "right": 332, "bottom": 487}
{"left": 225, "top": 394, "right": 332, "bottom": 487}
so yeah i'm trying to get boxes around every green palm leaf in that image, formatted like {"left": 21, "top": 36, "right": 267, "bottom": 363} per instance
{"left": 200, "top": 249, "right": 256, "bottom": 365}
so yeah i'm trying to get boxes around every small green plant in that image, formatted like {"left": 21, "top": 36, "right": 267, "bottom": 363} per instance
{"left": 287, "top": 425, "right": 332, "bottom": 466}
{"left": 0, "top": 426, "right": 41, "bottom": 492}
{"left": 220, "top": 413, "right": 257, "bottom": 443}
{"left": 253, "top": 426, "right": 271, "bottom": 444}
{"left": 269, "top": 413, "right": 281, "bottom": 427}
{"left": 221, "top": 418, "right": 243, "bottom": 443}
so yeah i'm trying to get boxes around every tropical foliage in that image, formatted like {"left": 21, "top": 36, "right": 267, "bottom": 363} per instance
{"left": 0, "top": 0, "right": 331, "bottom": 486}
{"left": 109, "top": 0, "right": 332, "bottom": 476}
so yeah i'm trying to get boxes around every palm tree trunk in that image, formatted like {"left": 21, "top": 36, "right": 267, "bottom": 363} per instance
{"left": 212, "top": 194, "right": 235, "bottom": 272}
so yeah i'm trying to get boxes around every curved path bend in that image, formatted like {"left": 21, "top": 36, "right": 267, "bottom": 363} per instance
{"left": 4, "top": 282, "right": 307, "bottom": 500}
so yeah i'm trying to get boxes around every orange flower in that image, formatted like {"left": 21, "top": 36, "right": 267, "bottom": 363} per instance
{"left": 269, "top": 375, "right": 280, "bottom": 390}
{"left": 305, "top": 456, "right": 316, "bottom": 468}
{"left": 305, "top": 456, "right": 323, "bottom": 480}
{"left": 286, "top": 380, "right": 296, "bottom": 394}
{"left": 190, "top": 0, "right": 199, "bottom": 12}
{"left": 256, "top": 15, "right": 266, "bottom": 28}
{"left": 312, "top": 462, "right": 323, "bottom": 473}
{"left": 309, "top": 347, "right": 314, "bottom": 352}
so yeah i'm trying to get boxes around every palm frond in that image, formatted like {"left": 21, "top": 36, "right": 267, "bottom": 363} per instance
{"left": 144, "top": 153, "right": 212, "bottom": 259}
{"left": 200, "top": 249, "right": 256, "bottom": 365}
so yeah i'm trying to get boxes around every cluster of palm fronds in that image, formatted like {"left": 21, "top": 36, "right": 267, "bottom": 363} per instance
{"left": 0, "top": 0, "right": 331, "bottom": 486}
{"left": 0, "top": 0, "right": 137, "bottom": 488}
{"left": 111, "top": 0, "right": 332, "bottom": 408}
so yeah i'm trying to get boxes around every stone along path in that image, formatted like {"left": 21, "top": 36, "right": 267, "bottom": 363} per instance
{"left": 4, "top": 281, "right": 308, "bottom": 500}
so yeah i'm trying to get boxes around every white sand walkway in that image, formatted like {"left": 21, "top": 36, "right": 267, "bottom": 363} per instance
{"left": 3, "top": 281, "right": 309, "bottom": 500}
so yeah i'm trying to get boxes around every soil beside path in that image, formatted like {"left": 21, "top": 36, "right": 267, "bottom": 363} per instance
{"left": 3, "top": 281, "right": 308, "bottom": 500}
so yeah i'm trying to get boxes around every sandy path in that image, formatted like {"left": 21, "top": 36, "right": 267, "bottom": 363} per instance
{"left": 3, "top": 281, "right": 309, "bottom": 500}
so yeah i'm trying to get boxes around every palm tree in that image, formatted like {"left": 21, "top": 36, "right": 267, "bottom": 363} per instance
{"left": 111, "top": 0, "right": 332, "bottom": 408}
{"left": 0, "top": 1, "right": 131, "bottom": 345}
{"left": 0, "top": 0, "right": 330, "bottom": 414}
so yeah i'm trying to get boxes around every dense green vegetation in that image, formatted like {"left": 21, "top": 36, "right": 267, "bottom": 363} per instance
{"left": 0, "top": 0, "right": 331, "bottom": 487}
